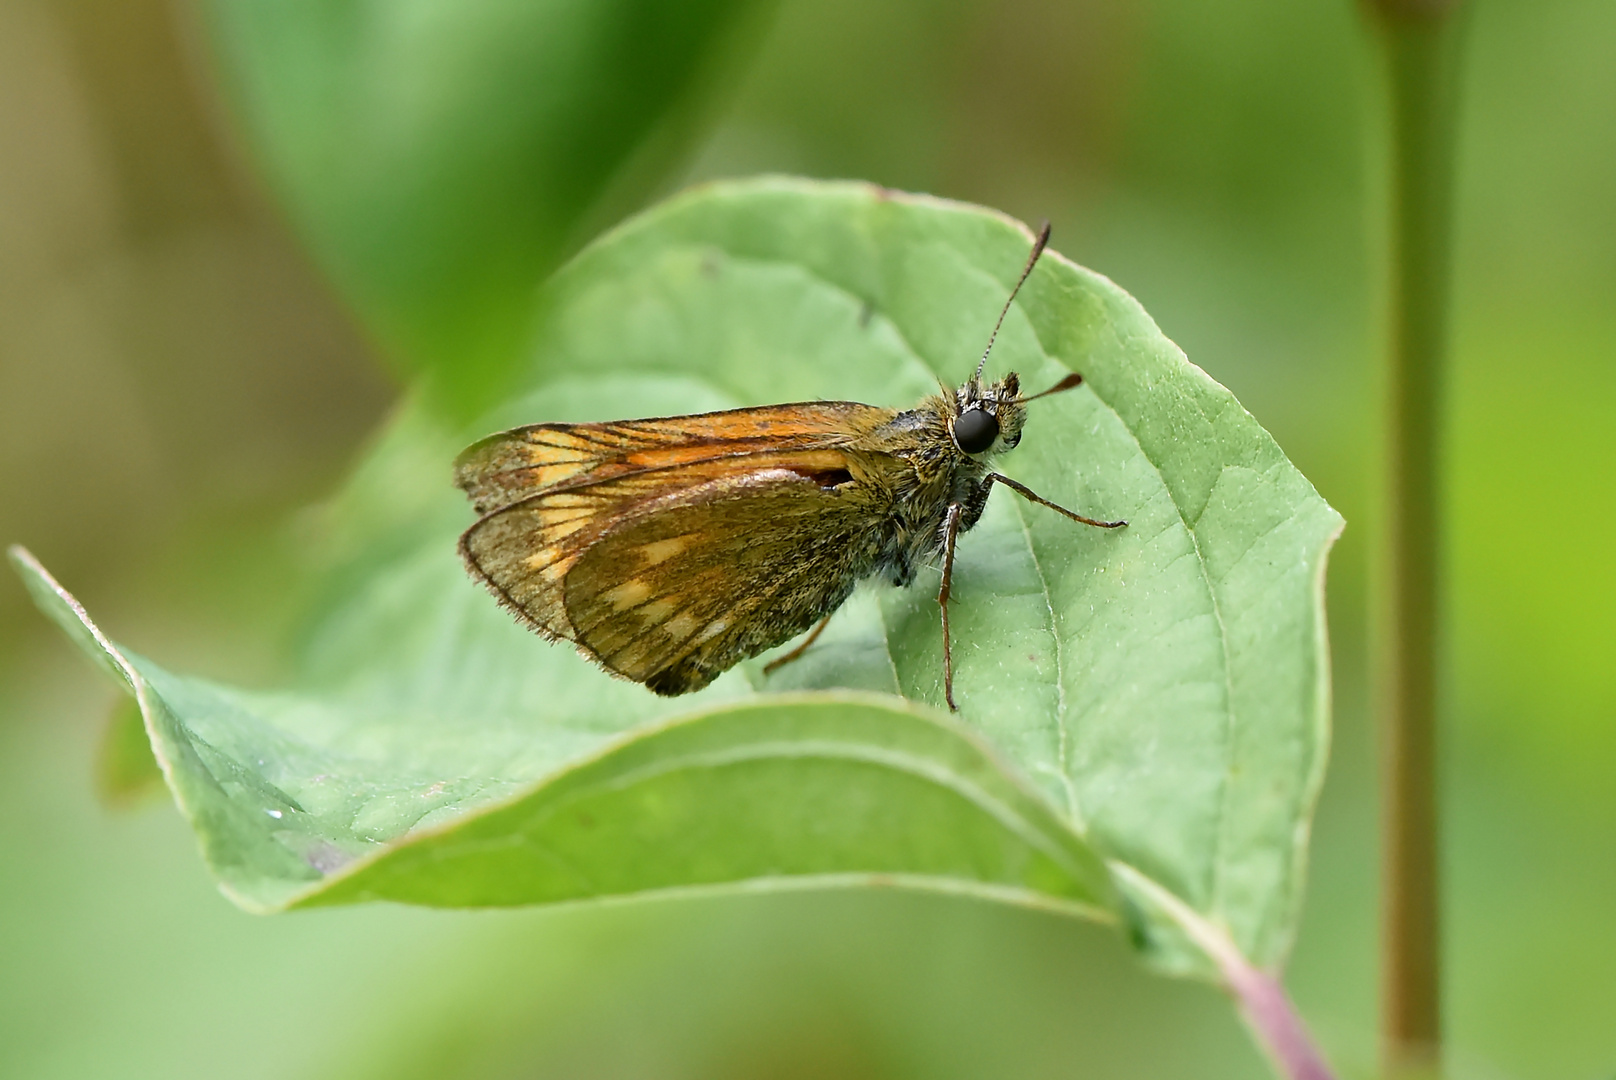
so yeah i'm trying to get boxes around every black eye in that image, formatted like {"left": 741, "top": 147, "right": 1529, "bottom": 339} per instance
{"left": 953, "top": 408, "right": 999, "bottom": 454}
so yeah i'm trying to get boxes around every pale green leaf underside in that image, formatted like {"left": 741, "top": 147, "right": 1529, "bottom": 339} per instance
{"left": 15, "top": 179, "right": 1340, "bottom": 976}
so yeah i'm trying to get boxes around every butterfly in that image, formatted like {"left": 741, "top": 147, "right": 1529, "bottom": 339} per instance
{"left": 454, "top": 224, "right": 1124, "bottom": 710}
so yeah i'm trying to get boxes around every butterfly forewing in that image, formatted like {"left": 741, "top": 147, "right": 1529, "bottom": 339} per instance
{"left": 455, "top": 403, "right": 893, "bottom": 514}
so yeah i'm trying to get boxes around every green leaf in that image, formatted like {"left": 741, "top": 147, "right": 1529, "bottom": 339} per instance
{"left": 12, "top": 179, "right": 1340, "bottom": 982}
{"left": 302, "top": 695, "right": 1115, "bottom": 914}
{"left": 9, "top": 548, "right": 1112, "bottom": 921}
{"left": 195, "top": 0, "right": 766, "bottom": 413}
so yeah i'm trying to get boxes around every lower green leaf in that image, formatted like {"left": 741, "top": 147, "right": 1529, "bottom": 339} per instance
{"left": 13, "top": 546, "right": 1111, "bottom": 918}
{"left": 304, "top": 696, "right": 1115, "bottom": 913}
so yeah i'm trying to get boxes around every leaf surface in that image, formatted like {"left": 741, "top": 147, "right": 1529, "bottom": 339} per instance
{"left": 14, "top": 179, "right": 1340, "bottom": 977}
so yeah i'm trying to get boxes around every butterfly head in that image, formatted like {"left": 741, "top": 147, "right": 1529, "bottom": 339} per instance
{"left": 950, "top": 372, "right": 1026, "bottom": 456}
{"left": 948, "top": 369, "right": 1086, "bottom": 458}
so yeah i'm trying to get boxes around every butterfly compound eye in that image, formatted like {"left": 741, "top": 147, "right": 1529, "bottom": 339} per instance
{"left": 953, "top": 408, "right": 999, "bottom": 454}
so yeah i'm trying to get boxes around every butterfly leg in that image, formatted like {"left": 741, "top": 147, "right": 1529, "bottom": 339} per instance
{"left": 989, "top": 473, "right": 1127, "bottom": 529}
{"left": 939, "top": 502, "right": 965, "bottom": 711}
{"left": 762, "top": 612, "right": 834, "bottom": 675}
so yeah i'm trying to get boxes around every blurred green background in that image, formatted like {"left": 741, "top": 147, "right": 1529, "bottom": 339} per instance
{"left": 2, "top": 0, "right": 1611, "bottom": 1076}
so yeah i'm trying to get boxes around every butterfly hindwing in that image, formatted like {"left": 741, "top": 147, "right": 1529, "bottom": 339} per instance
{"left": 562, "top": 469, "right": 882, "bottom": 693}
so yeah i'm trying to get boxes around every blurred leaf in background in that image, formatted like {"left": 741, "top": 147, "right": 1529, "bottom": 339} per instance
{"left": 200, "top": 0, "right": 773, "bottom": 414}
{"left": 2, "top": 0, "right": 1613, "bottom": 1078}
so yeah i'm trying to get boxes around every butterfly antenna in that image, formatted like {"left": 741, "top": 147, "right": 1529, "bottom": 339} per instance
{"left": 1015, "top": 372, "right": 1084, "bottom": 403}
{"left": 974, "top": 220, "right": 1052, "bottom": 382}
